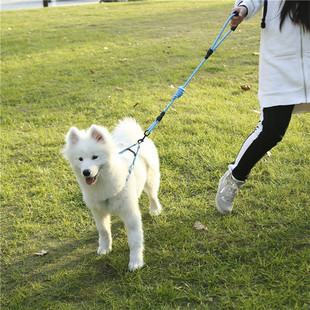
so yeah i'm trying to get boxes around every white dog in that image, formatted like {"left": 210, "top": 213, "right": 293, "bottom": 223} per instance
{"left": 63, "top": 118, "right": 162, "bottom": 271}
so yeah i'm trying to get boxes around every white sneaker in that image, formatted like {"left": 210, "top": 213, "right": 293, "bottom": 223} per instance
{"left": 215, "top": 170, "right": 244, "bottom": 214}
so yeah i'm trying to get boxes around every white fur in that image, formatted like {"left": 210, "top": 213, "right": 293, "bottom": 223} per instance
{"left": 63, "top": 118, "right": 162, "bottom": 271}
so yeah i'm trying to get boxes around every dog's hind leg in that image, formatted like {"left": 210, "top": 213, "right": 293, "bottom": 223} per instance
{"left": 144, "top": 168, "right": 162, "bottom": 216}
{"left": 91, "top": 209, "right": 112, "bottom": 255}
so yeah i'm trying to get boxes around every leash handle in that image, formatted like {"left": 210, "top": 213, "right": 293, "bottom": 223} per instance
{"left": 230, "top": 11, "right": 239, "bottom": 31}
{"left": 206, "top": 12, "right": 238, "bottom": 59}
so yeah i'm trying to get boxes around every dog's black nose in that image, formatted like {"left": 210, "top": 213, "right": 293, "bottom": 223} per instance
{"left": 83, "top": 169, "right": 91, "bottom": 177}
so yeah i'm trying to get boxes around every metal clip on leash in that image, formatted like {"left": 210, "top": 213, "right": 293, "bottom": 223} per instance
{"left": 120, "top": 12, "right": 239, "bottom": 179}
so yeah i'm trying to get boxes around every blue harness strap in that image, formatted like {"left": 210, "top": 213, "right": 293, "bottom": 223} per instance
{"left": 120, "top": 13, "right": 238, "bottom": 179}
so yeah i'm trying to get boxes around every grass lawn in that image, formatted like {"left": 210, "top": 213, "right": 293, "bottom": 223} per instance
{"left": 1, "top": 0, "right": 309, "bottom": 309}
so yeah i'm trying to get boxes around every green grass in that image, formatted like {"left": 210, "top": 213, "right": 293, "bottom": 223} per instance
{"left": 1, "top": 0, "right": 309, "bottom": 309}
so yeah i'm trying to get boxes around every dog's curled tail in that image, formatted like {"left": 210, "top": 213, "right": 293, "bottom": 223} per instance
{"left": 113, "top": 118, "right": 145, "bottom": 144}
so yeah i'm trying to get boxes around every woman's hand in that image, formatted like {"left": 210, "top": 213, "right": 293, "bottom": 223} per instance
{"left": 230, "top": 6, "right": 248, "bottom": 28}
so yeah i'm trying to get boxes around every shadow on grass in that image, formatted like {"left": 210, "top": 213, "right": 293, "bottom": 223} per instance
{"left": 2, "top": 191, "right": 309, "bottom": 309}
{"left": 2, "top": 209, "right": 169, "bottom": 308}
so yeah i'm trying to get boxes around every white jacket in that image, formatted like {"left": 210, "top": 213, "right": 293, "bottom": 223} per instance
{"left": 236, "top": 0, "right": 310, "bottom": 113}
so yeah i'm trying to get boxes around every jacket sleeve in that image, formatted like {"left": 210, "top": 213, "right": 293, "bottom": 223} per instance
{"left": 235, "top": 0, "right": 264, "bottom": 19}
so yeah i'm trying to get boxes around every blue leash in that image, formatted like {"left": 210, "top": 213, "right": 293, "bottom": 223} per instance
{"left": 120, "top": 13, "right": 238, "bottom": 180}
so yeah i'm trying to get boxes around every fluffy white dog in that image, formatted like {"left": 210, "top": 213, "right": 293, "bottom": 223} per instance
{"left": 63, "top": 118, "right": 162, "bottom": 271}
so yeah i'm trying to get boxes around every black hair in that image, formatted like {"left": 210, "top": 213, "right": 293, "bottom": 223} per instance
{"left": 280, "top": 0, "right": 310, "bottom": 32}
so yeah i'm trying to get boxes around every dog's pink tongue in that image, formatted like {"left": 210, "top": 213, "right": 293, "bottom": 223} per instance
{"left": 86, "top": 177, "right": 95, "bottom": 185}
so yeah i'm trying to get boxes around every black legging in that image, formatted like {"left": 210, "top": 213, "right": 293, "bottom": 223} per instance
{"left": 230, "top": 105, "right": 295, "bottom": 181}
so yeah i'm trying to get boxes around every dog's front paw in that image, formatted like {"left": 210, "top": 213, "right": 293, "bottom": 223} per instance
{"left": 128, "top": 260, "right": 144, "bottom": 272}
{"left": 97, "top": 245, "right": 112, "bottom": 256}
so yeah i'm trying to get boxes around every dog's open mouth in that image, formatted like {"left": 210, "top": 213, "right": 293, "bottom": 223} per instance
{"left": 86, "top": 175, "right": 97, "bottom": 185}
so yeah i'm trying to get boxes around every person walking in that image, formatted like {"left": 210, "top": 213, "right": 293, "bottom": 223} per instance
{"left": 216, "top": 0, "right": 310, "bottom": 214}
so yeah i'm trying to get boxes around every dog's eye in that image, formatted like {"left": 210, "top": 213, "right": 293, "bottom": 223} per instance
{"left": 92, "top": 155, "right": 98, "bottom": 160}
{"left": 78, "top": 157, "right": 83, "bottom": 161}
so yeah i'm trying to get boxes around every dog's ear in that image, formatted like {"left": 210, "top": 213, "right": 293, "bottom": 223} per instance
{"left": 90, "top": 125, "right": 105, "bottom": 143}
{"left": 66, "top": 127, "right": 80, "bottom": 145}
